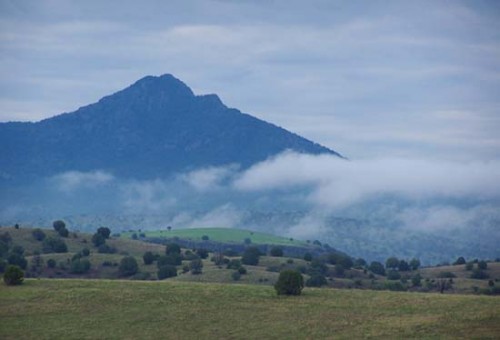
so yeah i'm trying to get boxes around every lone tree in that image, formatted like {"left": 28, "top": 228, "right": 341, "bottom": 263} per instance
{"left": 165, "top": 243, "right": 181, "bottom": 255}
{"left": 53, "top": 220, "right": 69, "bottom": 237}
{"left": 3, "top": 265, "right": 24, "bottom": 285}
{"left": 242, "top": 246, "right": 261, "bottom": 266}
{"left": 143, "top": 251, "right": 155, "bottom": 265}
{"left": 118, "top": 256, "right": 138, "bottom": 277}
{"left": 97, "top": 227, "right": 111, "bottom": 239}
{"left": 274, "top": 270, "right": 304, "bottom": 296}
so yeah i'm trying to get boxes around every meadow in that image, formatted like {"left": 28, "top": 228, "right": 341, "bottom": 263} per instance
{"left": 1, "top": 279, "right": 499, "bottom": 339}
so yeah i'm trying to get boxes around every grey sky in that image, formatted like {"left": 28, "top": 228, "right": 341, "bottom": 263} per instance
{"left": 1, "top": 0, "right": 499, "bottom": 160}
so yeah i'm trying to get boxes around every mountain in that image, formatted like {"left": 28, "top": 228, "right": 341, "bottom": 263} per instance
{"left": 0, "top": 74, "right": 342, "bottom": 182}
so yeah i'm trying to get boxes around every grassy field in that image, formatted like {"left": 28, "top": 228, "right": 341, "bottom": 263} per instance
{"left": 121, "top": 227, "right": 309, "bottom": 246}
{"left": 1, "top": 279, "right": 499, "bottom": 339}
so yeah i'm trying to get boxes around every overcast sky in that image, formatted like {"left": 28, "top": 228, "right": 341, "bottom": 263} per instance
{"left": 1, "top": 0, "right": 499, "bottom": 160}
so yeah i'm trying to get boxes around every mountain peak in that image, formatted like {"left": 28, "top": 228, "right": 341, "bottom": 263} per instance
{"left": 119, "top": 73, "right": 194, "bottom": 100}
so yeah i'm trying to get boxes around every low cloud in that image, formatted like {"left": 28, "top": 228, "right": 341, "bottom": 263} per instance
{"left": 51, "top": 170, "right": 114, "bottom": 192}
{"left": 180, "top": 165, "right": 237, "bottom": 192}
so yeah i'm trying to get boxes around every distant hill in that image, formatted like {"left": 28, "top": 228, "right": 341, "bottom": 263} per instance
{"left": 0, "top": 74, "right": 342, "bottom": 181}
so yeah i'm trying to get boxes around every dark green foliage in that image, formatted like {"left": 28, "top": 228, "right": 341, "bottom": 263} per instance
{"left": 306, "top": 273, "right": 327, "bottom": 287}
{"left": 470, "top": 269, "right": 489, "bottom": 280}
{"left": 454, "top": 256, "right": 466, "bottom": 265}
{"left": 143, "top": 251, "right": 155, "bottom": 265}
{"left": 201, "top": 235, "right": 209, "bottom": 241}
{"left": 3, "top": 265, "right": 24, "bottom": 285}
{"left": 238, "top": 266, "right": 247, "bottom": 275}
{"left": 190, "top": 259, "right": 203, "bottom": 274}
{"left": 7, "top": 253, "right": 27, "bottom": 270}
{"left": 0, "top": 232, "right": 12, "bottom": 245}
{"left": 157, "top": 265, "right": 177, "bottom": 280}
{"left": 270, "top": 247, "right": 283, "bottom": 257}
{"left": 32, "top": 228, "right": 46, "bottom": 241}
{"left": 383, "top": 281, "right": 407, "bottom": 291}
{"left": 118, "top": 256, "right": 139, "bottom": 277}
{"left": 70, "top": 259, "right": 91, "bottom": 274}
{"left": 97, "top": 227, "right": 111, "bottom": 239}
{"left": 14, "top": 224, "right": 19, "bottom": 229}
{"left": 0, "top": 259, "right": 7, "bottom": 273}
{"left": 387, "top": 270, "right": 401, "bottom": 280}
{"left": 52, "top": 220, "right": 65, "bottom": 232}
{"left": 11, "top": 245, "right": 24, "bottom": 255}
{"left": 223, "top": 249, "right": 238, "bottom": 257}
{"left": 274, "top": 270, "right": 304, "bottom": 296}
{"left": 411, "top": 273, "right": 422, "bottom": 287}
{"left": 354, "top": 258, "right": 367, "bottom": 268}
{"left": 334, "top": 264, "right": 345, "bottom": 277}
{"left": 91, "top": 233, "right": 106, "bottom": 247}
{"left": 385, "top": 257, "right": 399, "bottom": 269}
{"left": 131, "top": 233, "right": 138, "bottom": 240}
{"left": 47, "top": 259, "right": 56, "bottom": 268}
{"left": 227, "top": 259, "right": 242, "bottom": 270}
{"left": 97, "top": 244, "right": 116, "bottom": 254}
{"left": 81, "top": 248, "right": 90, "bottom": 256}
{"left": 165, "top": 243, "right": 181, "bottom": 255}
{"left": 478, "top": 260, "right": 487, "bottom": 270}
{"left": 42, "top": 237, "right": 68, "bottom": 253}
{"left": 241, "top": 247, "right": 261, "bottom": 266}
{"left": 196, "top": 248, "right": 209, "bottom": 259}
{"left": 398, "top": 260, "right": 410, "bottom": 272}
{"left": 157, "top": 254, "right": 182, "bottom": 267}
{"left": 409, "top": 258, "right": 420, "bottom": 270}
{"left": 313, "top": 240, "right": 322, "bottom": 246}
{"left": 369, "top": 261, "right": 385, "bottom": 276}
{"left": 465, "top": 262, "right": 474, "bottom": 271}
{"left": 0, "top": 241, "right": 9, "bottom": 258}
{"left": 244, "top": 238, "right": 252, "bottom": 245}
{"left": 309, "top": 259, "right": 328, "bottom": 275}
{"left": 58, "top": 227, "right": 69, "bottom": 237}
{"left": 303, "top": 252, "right": 313, "bottom": 262}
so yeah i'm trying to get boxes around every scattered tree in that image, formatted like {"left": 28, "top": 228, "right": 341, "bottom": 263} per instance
{"left": 91, "top": 233, "right": 106, "bottom": 247}
{"left": 385, "top": 257, "right": 399, "bottom": 270}
{"left": 270, "top": 247, "right": 284, "bottom": 257}
{"left": 165, "top": 243, "right": 181, "bottom": 255}
{"left": 143, "top": 251, "right": 155, "bottom": 265}
{"left": 411, "top": 273, "right": 422, "bottom": 287}
{"left": 369, "top": 261, "right": 386, "bottom": 276}
{"left": 47, "top": 259, "right": 56, "bottom": 268}
{"left": 118, "top": 256, "right": 138, "bottom": 276}
{"left": 454, "top": 256, "right": 466, "bottom": 265}
{"left": 409, "top": 258, "right": 421, "bottom": 270}
{"left": 157, "top": 254, "right": 182, "bottom": 267}
{"left": 201, "top": 235, "right": 209, "bottom": 241}
{"left": 32, "top": 228, "right": 46, "bottom": 241}
{"left": 157, "top": 265, "right": 177, "bottom": 280}
{"left": 242, "top": 246, "right": 261, "bottom": 266}
{"left": 398, "top": 260, "right": 410, "bottom": 272}
{"left": 97, "top": 227, "right": 111, "bottom": 239}
{"left": 7, "top": 253, "right": 27, "bottom": 270}
{"left": 478, "top": 260, "right": 488, "bottom": 270}
{"left": 387, "top": 270, "right": 401, "bottom": 280}
{"left": 196, "top": 248, "right": 209, "bottom": 259}
{"left": 190, "top": 259, "right": 203, "bottom": 274}
{"left": 70, "top": 259, "right": 91, "bottom": 274}
{"left": 81, "top": 248, "right": 90, "bottom": 257}
{"left": 306, "top": 273, "right": 327, "bottom": 287}
{"left": 3, "top": 265, "right": 24, "bottom": 285}
{"left": 303, "top": 253, "right": 313, "bottom": 262}
{"left": 274, "top": 270, "right": 304, "bottom": 296}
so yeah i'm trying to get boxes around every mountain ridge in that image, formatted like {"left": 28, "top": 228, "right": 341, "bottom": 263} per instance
{"left": 0, "top": 74, "right": 343, "bottom": 181}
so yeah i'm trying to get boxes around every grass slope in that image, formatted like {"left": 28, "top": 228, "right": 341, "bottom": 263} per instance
{"left": 122, "top": 227, "right": 308, "bottom": 246}
{"left": 1, "top": 279, "right": 499, "bottom": 339}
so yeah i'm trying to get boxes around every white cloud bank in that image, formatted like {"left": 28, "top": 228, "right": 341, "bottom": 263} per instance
{"left": 52, "top": 170, "right": 114, "bottom": 192}
{"left": 234, "top": 152, "right": 500, "bottom": 209}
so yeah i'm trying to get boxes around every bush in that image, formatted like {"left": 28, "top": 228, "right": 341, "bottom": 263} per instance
{"left": 97, "top": 244, "right": 117, "bottom": 254}
{"left": 437, "top": 271, "right": 456, "bottom": 278}
{"left": 411, "top": 273, "right": 422, "bottom": 287}
{"left": 238, "top": 266, "right": 247, "bottom": 275}
{"left": 454, "top": 256, "right": 466, "bottom": 265}
{"left": 306, "top": 273, "right": 327, "bottom": 287}
{"left": 47, "top": 259, "right": 56, "bottom": 268}
{"left": 97, "top": 227, "right": 111, "bottom": 239}
{"left": 52, "top": 220, "right": 65, "bottom": 232}
{"left": 201, "top": 235, "right": 209, "bottom": 241}
{"left": 91, "top": 233, "right": 106, "bottom": 247}
{"left": 227, "top": 259, "right": 242, "bottom": 270}
{"left": 165, "top": 243, "right": 181, "bottom": 255}
{"left": 157, "top": 254, "right": 182, "bottom": 267}
{"left": 70, "top": 259, "right": 91, "bottom": 274}
{"left": 470, "top": 269, "right": 489, "bottom": 280}
{"left": 143, "top": 251, "right": 155, "bottom": 265}
{"left": 196, "top": 248, "right": 209, "bottom": 259}
{"left": 270, "top": 247, "right": 284, "bottom": 257}
{"left": 242, "top": 247, "right": 261, "bottom": 266}
{"left": 369, "top": 261, "right": 386, "bottom": 276}
{"left": 303, "top": 253, "right": 313, "bottom": 262}
{"left": 81, "top": 248, "right": 90, "bottom": 256}
{"left": 7, "top": 253, "right": 27, "bottom": 270}
{"left": 3, "top": 265, "right": 24, "bottom": 285}
{"left": 118, "top": 256, "right": 139, "bottom": 277}
{"left": 190, "top": 259, "right": 203, "bottom": 274}
{"left": 275, "top": 270, "right": 304, "bottom": 296}
{"left": 478, "top": 260, "right": 488, "bottom": 270}
{"left": 32, "top": 228, "right": 46, "bottom": 241}
{"left": 232, "top": 271, "right": 241, "bottom": 281}
{"left": 157, "top": 265, "right": 177, "bottom": 280}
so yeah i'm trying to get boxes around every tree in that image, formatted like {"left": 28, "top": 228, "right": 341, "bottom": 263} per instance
{"left": 3, "top": 265, "right": 24, "bottom": 285}
{"left": 91, "top": 233, "right": 106, "bottom": 247}
{"left": 354, "top": 258, "right": 367, "bottom": 268}
{"left": 274, "top": 270, "right": 304, "bottom": 296}
{"left": 242, "top": 246, "right": 261, "bottom": 265}
{"left": 143, "top": 251, "right": 155, "bottom": 265}
{"left": 385, "top": 257, "right": 399, "bottom": 270}
{"left": 190, "top": 259, "right": 203, "bottom": 274}
{"left": 470, "top": 269, "right": 489, "bottom": 280}
{"left": 81, "top": 248, "right": 90, "bottom": 257}
{"left": 7, "top": 253, "right": 27, "bottom": 270}
{"left": 478, "top": 260, "right": 488, "bottom": 270}
{"left": 157, "top": 265, "right": 177, "bottom": 280}
{"left": 118, "top": 256, "right": 138, "bottom": 277}
{"left": 196, "top": 248, "right": 209, "bottom": 259}
{"left": 411, "top": 273, "right": 422, "bottom": 287}
{"left": 398, "top": 260, "right": 410, "bottom": 272}
{"left": 97, "top": 227, "right": 111, "bottom": 239}
{"left": 303, "top": 253, "right": 313, "bottom": 262}
{"left": 47, "top": 259, "right": 56, "bottom": 268}
{"left": 53, "top": 220, "right": 66, "bottom": 232}
{"left": 369, "top": 261, "right": 386, "bottom": 276}
{"left": 409, "top": 258, "right": 421, "bottom": 270}
{"left": 465, "top": 262, "right": 474, "bottom": 271}
{"left": 387, "top": 270, "right": 401, "bottom": 280}
{"left": 270, "top": 247, "right": 284, "bottom": 257}
{"left": 454, "top": 256, "right": 466, "bottom": 265}
{"left": 70, "top": 259, "right": 91, "bottom": 274}
{"left": 201, "top": 235, "right": 209, "bottom": 241}
{"left": 58, "top": 227, "right": 69, "bottom": 238}
{"left": 165, "top": 243, "right": 181, "bottom": 255}
{"left": 157, "top": 254, "right": 182, "bottom": 267}
{"left": 32, "top": 228, "right": 46, "bottom": 241}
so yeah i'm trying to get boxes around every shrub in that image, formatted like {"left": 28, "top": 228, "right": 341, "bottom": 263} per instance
{"left": 454, "top": 257, "right": 466, "bottom": 265}
{"left": 143, "top": 251, "right": 155, "bottom": 265}
{"left": 98, "top": 244, "right": 117, "bottom": 254}
{"left": 47, "top": 259, "right": 56, "bottom": 268}
{"left": 32, "top": 228, "right": 46, "bottom": 241}
{"left": 303, "top": 253, "right": 313, "bottom": 262}
{"left": 201, "top": 235, "right": 209, "bottom": 241}
{"left": 465, "top": 262, "right": 474, "bottom": 271}
{"left": 70, "top": 259, "right": 91, "bottom": 274}
{"left": 157, "top": 265, "right": 177, "bottom": 280}
{"left": 52, "top": 220, "right": 65, "bottom": 232}
{"left": 91, "top": 233, "right": 106, "bottom": 247}
{"left": 470, "top": 269, "right": 489, "bottom": 280}
{"left": 190, "top": 259, "right": 203, "bottom": 274}
{"left": 118, "top": 256, "right": 138, "bottom": 276}
{"left": 238, "top": 266, "right": 247, "bottom": 275}
{"left": 270, "top": 247, "right": 284, "bottom": 257}
{"left": 384, "top": 281, "right": 407, "bottom": 291}
{"left": 196, "top": 248, "right": 209, "bottom": 259}
{"left": 409, "top": 258, "right": 421, "bottom": 270}
{"left": 165, "top": 243, "right": 181, "bottom": 255}
{"left": 3, "top": 265, "right": 24, "bottom": 285}
{"left": 411, "top": 273, "right": 422, "bottom": 287}
{"left": 227, "top": 259, "right": 242, "bottom": 270}
{"left": 232, "top": 271, "right": 241, "bottom": 281}
{"left": 42, "top": 237, "right": 68, "bottom": 253}
{"left": 0, "top": 259, "right": 7, "bottom": 273}
{"left": 306, "top": 273, "right": 327, "bottom": 287}
{"left": 275, "top": 270, "right": 304, "bottom": 296}
{"left": 242, "top": 247, "right": 261, "bottom": 266}
{"left": 478, "top": 260, "right": 488, "bottom": 270}
{"left": 437, "top": 271, "right": 456, "bottom": 278}
{"left": 81, "top": 248, "right": 90, "bottom": 257}
{"left": 7, "top": 253, "right": 27, "bottom": 270}
{"left": 97, "top": 227, "right": 111, "bottom": 239}
{"left": 369, "top": 261, "right": 386, "bottom": 276}
{"left": 157, "top": 254, "right": 182, "bottom": 267}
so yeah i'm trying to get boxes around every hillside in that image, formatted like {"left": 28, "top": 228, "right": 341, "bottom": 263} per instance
{"left": 0, "top": 74, "right": 341, "bottom": 182}
{"left": 1, "top": 279, "right": 499, "bottom": 339}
